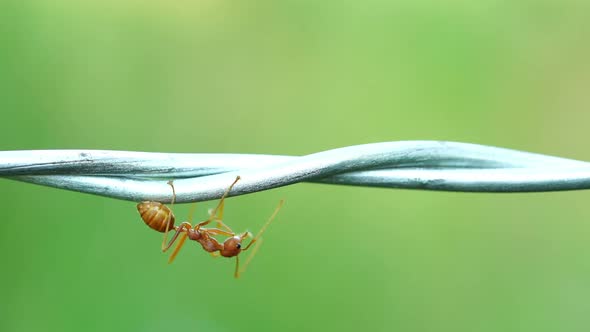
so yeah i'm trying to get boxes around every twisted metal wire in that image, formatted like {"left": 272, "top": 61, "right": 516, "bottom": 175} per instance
{"left": 2, "top": 141, "right": 590, "bottom": 203}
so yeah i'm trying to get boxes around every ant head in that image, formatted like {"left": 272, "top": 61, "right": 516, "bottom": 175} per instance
{"left": 220, "top": 236, "right": 243, "bottom": 257}
{"left": 220, "top": 232, "right": 251, "bottom": 258}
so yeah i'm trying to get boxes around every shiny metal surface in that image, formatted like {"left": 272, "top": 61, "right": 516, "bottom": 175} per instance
{"left": 2, "top": 141, "right": 590, "bottom": 203}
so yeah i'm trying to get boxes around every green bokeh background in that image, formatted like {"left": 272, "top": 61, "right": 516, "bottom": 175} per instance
{"left": 2, "top": 1, "right": 590, "bottom": 331}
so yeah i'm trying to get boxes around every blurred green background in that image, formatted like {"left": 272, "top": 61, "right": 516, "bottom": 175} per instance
{"left": 1, "top": 1, "right": 590, "bottom": 331}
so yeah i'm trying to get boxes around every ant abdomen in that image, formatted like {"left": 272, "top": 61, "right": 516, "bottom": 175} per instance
{"left": 137, "top": 201, "right": 175, "bottom": 233}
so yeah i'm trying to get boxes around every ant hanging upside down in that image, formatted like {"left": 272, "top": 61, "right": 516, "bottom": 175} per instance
{"left": 137, "top": 176, "right": 284, "bottom": 278}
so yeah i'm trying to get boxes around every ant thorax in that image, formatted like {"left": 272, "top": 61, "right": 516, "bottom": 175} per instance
{"left": 197, "top": 233, "right": 223, "bottom": 253}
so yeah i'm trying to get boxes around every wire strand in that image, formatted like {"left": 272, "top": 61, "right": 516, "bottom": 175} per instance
{"left": 2, "top": 141, "right": 590, "bottom": 203}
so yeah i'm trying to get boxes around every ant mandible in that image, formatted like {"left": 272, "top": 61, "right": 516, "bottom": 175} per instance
{"left": 137, "top": 176, "right": 284, "bottom": 278}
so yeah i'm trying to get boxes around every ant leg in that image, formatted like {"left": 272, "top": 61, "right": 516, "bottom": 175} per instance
{"left": 242, "top": 200, "right": 284, "bottom": 251}
{"left": 187, "top": 200, "right": 198, "bottom": 224}
{"left": 195, "top": 176, "right": 240, "bottom": 230}
{"left": 161, "top": 181, "right": 177, "bottom": 251}
{"left": 234, "top": 255, "right": 240, "bottom": 278}
{"left": 202, "top": 228, "right": 235, "bottom": 237}
{"left": 168, "top": 232, "right": 189, "bottom": 264}
{"left": 164, "top": 181, "right": 197, "bottom": 260}
{"left": 209, "top": 200, "right": 235, "bottom": 234}
{"left": 163, "top": 222, "right": 192, "bottom": 252}
{"left": 167, "top": 222, "right": 195, "bottom": 264}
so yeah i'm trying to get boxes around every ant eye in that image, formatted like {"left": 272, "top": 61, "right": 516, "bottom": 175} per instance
{"left": 236, "top": 243, "right": 241, "bottom": 249}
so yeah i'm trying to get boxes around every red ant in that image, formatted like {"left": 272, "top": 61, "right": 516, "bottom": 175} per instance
{"left": 137, "top": 176, "right": 284, "bottom": 278}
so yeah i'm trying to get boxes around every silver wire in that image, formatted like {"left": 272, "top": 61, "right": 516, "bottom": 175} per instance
{"left": 2, "top": 141, "right": 590, "bottom": 203}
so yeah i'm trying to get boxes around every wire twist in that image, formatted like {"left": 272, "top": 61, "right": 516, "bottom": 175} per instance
{"left": 1, "top": 141, "right": 590, "bottom": 203}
